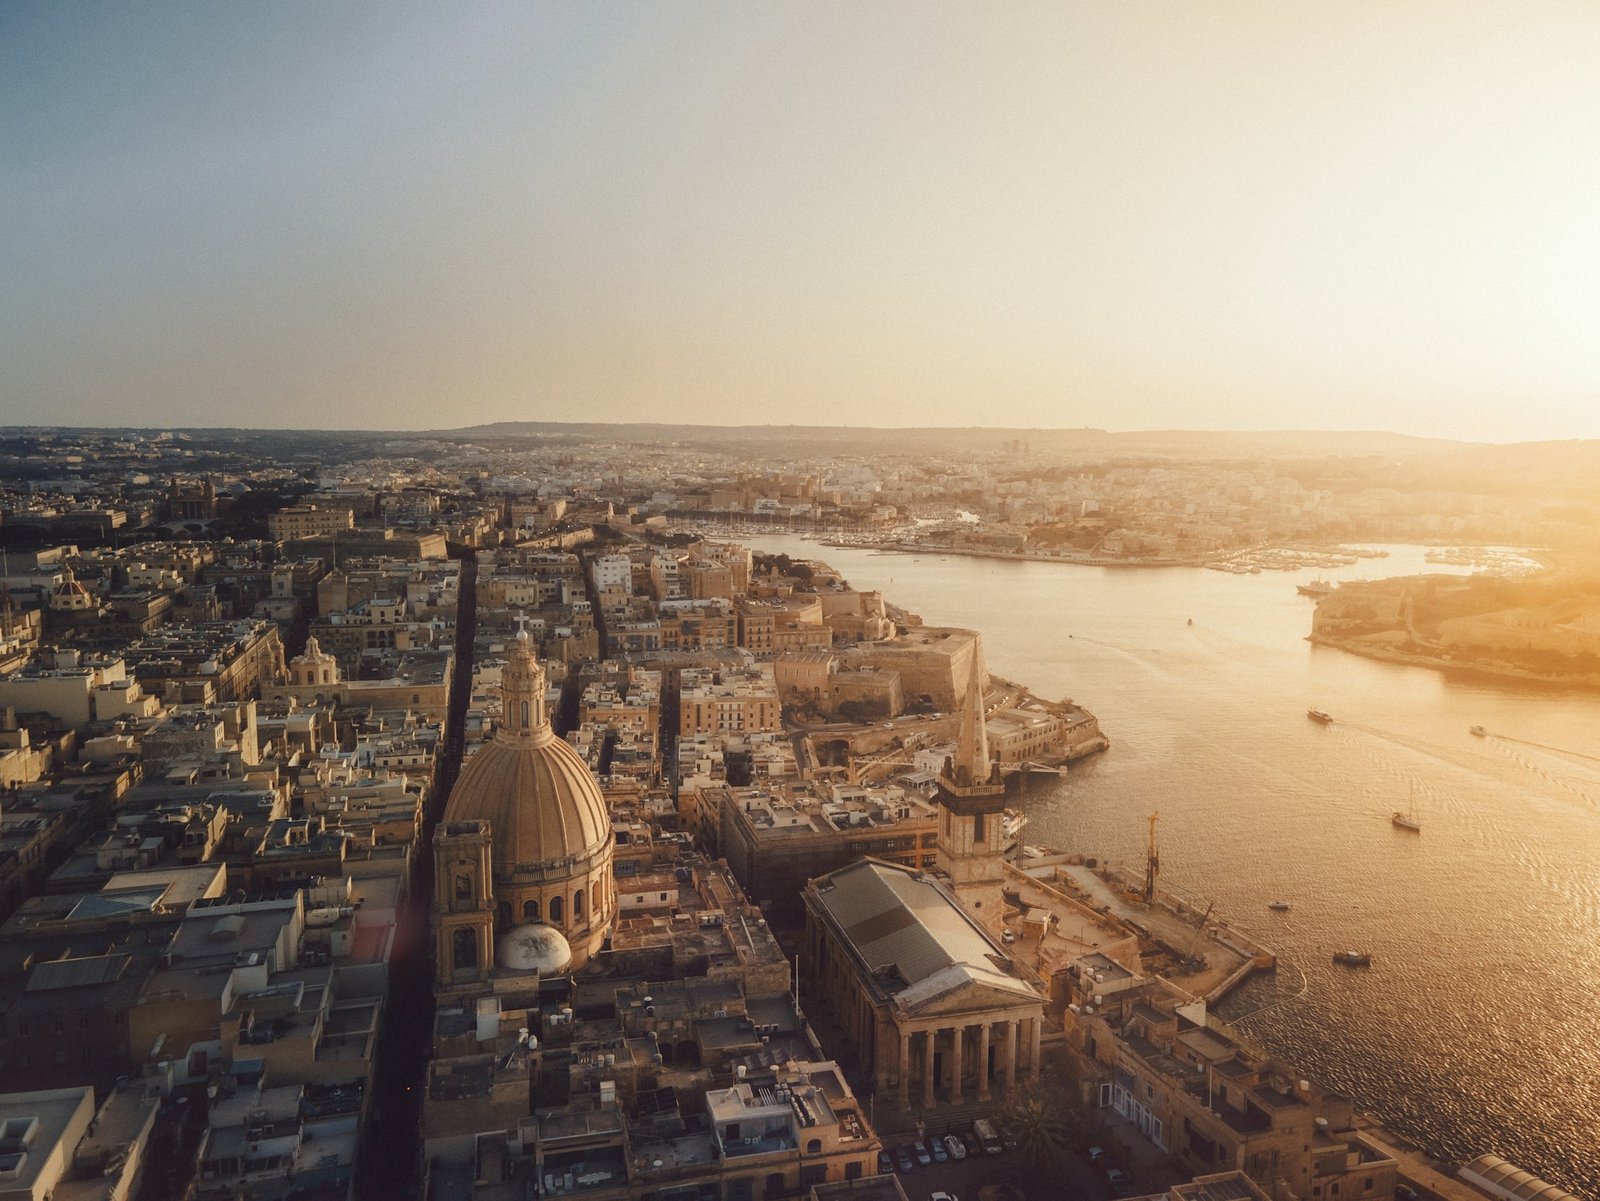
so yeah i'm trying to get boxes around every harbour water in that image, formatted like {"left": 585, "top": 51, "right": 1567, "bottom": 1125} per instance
{"left": 747, "top": 535, "right": 1600, "bottom": 1193}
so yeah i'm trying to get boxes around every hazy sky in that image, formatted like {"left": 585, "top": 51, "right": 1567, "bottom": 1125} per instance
{"left": 5, "top": 2, "right": 1600, "bottom": 439}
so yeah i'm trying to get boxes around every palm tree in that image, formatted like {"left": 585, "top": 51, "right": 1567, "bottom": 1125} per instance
{"left": 1000, "top": 1085, "right": 1073, "bottom": 1191}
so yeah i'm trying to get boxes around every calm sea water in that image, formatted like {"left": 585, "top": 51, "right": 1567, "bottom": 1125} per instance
{"left": 747, "top": 535, "right": 1600, "bottom": 1193}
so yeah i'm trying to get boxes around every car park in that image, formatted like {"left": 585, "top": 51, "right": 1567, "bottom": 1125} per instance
{"left": 944, "top": 1133, "right": 967, "bottom": 1161}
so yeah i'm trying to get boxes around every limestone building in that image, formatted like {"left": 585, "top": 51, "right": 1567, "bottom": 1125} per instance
{"left": 433, "top": 630, "right": 617, "bottom": 992}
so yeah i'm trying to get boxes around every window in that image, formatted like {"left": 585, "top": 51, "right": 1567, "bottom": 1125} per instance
{"left": 452, "top": 928, "right": 478, "bottom": 970}
{"left": 549, "top": 895, "right": 564, "bottom": 924}
{"left": 454, "top": 873, "right": 473, "bottom": 901}
{"left": 974, "top": 812, "right": 985, "bottom": 842}
{"left": 573, "top": 889, "right": 584, "bottom": 919}
{"left": 523, "top": 899, "right": 540, "bottom": 921}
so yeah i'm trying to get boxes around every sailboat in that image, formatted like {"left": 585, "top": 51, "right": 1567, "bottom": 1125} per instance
{"left": 1392, "top": 782, "right": 1421, "bottom": 833}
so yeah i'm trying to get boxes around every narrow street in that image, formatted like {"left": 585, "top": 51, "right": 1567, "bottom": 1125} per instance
{"left": 354, "top": 543, "right": 478, "bottom": 1200}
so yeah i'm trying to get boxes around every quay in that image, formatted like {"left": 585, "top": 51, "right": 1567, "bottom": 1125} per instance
{"left": 1042, "top": 859, "right": 1277, "bottom": 1004}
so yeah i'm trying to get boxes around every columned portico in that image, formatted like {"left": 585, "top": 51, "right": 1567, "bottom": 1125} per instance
{"left": 950, "top": 1023, "right": 965, "bottom": 1105}
{"left": 977, "top": 1022, "right": 992, "bottom": 1101}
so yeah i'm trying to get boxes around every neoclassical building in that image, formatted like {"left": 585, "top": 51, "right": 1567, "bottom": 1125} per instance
{"left": 432, "top": 630, "right": 616, "bottom": 993}
{"left": 801, "top": 648, "right": 1047, "bottom": 1110}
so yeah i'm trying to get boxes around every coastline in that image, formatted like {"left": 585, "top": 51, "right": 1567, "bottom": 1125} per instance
{"left": 1307, "top": 634, "right": 1600, "bottom": 691}
{"left": 823, "top": 537, "right": 1207, "bottom": 567}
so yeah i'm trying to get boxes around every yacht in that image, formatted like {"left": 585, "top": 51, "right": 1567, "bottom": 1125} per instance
{"left": 1333, "top": 950, "right": 1372, "bottom": 967}
{"left": 1307, "top": 709, "right": 1333, "bottom": 725}
{"left": 1469, "top": 725, "right": 1487, "bottom": 737}
{"left": 1267, "top": 900, "right": 1291, "bottom": 912}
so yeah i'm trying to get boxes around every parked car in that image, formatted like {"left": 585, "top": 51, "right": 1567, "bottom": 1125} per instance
{"left": 896, "top": 1147, "right": 915, "bottom": 1173}
{"left": 877, "top": 1151, "right": 895, "bottom": 1175}
{"left": 931, "top": 1193, "right": 961, "bottom": 1201}
{"left": 913, "top": 1140, "right": 933, "bottom": 1166}
{"left": 1106, "top": 1168, "right": 1133, "bottom": 1197}
{"left": 972, "top": 1118, "right": 1004, "bottom": 1156}
{"left": 930, "top": 1136, "right": 948, "bottom": 1163}
{"left": 944, "top": 1133, "right": 967, "bottom": 1161}
{"left": 1087, "top": 1146, "right": 1106, "bottom": 1165}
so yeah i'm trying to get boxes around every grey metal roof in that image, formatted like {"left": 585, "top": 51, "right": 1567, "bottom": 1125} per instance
{"left": 810, "top": 860, "right": 1037, "bottom": 1007}
{"left": 26, "top": 953, "right": 132, "bottom": 992}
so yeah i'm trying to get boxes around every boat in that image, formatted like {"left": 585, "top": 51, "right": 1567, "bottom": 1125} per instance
{"left": 1267, "top": 900, "right": 1291, "bottom": 911}
{"left": 1307, "top": 709, "right": 1333, "bottom": 725}
{"left": 1332, "top": 950, "right": 1372, "bottom": 967}
{"left": 1469, "top": 725, "right": 1487, "bottom": 737}
{"left": 1296, "top": 578, "right": 1336, "bottom": 598}
{"left": 1392, "top": 781, "right": 1421, "bottom": 832}
{"left": 1186, "top": 618, "right": 1194, "bottom": 626}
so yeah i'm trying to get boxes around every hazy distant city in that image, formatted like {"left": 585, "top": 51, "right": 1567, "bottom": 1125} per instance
{"left": 6, "top": 4, "right": 1599, "bottom": 1201}
{"left": 0, "top": 422, "right": 1595, "bottom": 1201}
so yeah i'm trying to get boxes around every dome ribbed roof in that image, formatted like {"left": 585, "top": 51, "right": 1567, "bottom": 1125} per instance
{"left": 443, "top": 633, "right": 610, "bottom": 874}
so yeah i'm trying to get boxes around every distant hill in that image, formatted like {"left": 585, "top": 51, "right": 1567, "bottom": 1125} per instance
{"left": 435, "top": 421, "right": 1461, "bottom": 459}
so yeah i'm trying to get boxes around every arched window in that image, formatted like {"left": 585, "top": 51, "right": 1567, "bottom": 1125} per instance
{"left": 523, "top": 899, "right": 540, "bottom": 922}
{"left": 454, "top": 873, "right": 472, "bottom": 901}
{"left": 496, "top": 902, "right": 512, "bottom": 931}
{"left": 521, "top": 701, "right": 531, "bottom": 729}
{"left": 549, "top": 895, "right": 564, "bottom": 925}
{"left": 573, "top": 889, "right": 585, "bottom": 920}
{"left": 452, "top": 928, "right": 478, "bottom": 970}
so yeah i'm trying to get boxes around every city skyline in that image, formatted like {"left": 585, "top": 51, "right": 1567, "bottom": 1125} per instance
{"left": 6, "top": 2, "right": 1600, "bottom": 440}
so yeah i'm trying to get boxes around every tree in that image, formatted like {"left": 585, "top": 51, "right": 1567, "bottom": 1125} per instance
{"left": 1000, "top": 1084, "right": 1073, "bottom": 1196}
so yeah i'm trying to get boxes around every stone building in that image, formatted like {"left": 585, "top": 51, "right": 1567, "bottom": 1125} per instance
{"left": 802, "top": 857, "right": 1045, "bottom": 1111}
{"left": 432, "top": 630, "right": 617, "bottom": 992}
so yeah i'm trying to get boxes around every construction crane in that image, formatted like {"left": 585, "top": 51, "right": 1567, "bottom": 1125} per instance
{"left": 1143, "top": 811, "right": 1160, "bottom": 904}
{"left": 1182, "top": 901, "right": 1215, "bottom": 969}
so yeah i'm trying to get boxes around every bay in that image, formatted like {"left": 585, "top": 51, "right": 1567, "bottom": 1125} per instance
{"left": 745, "top": 534, "right": 1600, "bottom": 1192}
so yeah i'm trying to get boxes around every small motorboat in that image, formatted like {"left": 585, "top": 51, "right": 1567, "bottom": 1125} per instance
{"left": 1307, "top": 709, "right": 1333, "bottom": 725}
{"left": 1468, "top": 725, "right": 1487, "bottom": 737}
{"left": 1267, "top": 900, "right": 1291, "bottom": 912}
{"left": 1332, "top": 950, "right": 1372, "bottom": 967}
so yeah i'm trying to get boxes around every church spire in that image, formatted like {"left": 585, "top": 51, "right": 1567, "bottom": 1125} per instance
{"left": 954, "top": 642, "right": 991, "bottom": 787}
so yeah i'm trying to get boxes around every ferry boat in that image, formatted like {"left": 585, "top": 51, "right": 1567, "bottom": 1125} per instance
{"left": 1296, "top": 578, "right": 1336, "bottom": 598}
{"left": 1333, "top": 950, "right": 1372, "bottom": 967}
{"left": 1307, "top": 709, "right": 1333, "bottom": 725}
{"left": 1469, "top": 725, "right": 1487, "bottom": 737}
{"left": 1267, "top": 900, "right": 1291, "bottom": 911}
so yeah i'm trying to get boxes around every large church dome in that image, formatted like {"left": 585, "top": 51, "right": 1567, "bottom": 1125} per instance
{"left": 444, "top": 631, "right": 610, "bottom": 877}
{"left": 439, "top": 629, "right": 616, "bottom": 973}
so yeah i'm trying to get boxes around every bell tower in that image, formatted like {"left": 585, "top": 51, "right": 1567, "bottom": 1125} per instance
{"left": 935, "top": 641, "right": 1008, "bottom": 935}
{"left": 499, "top": 627, "right": 552, "bottom": 745}
{"left": 434, "top": 820, "right": 497, "bottom": 995}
